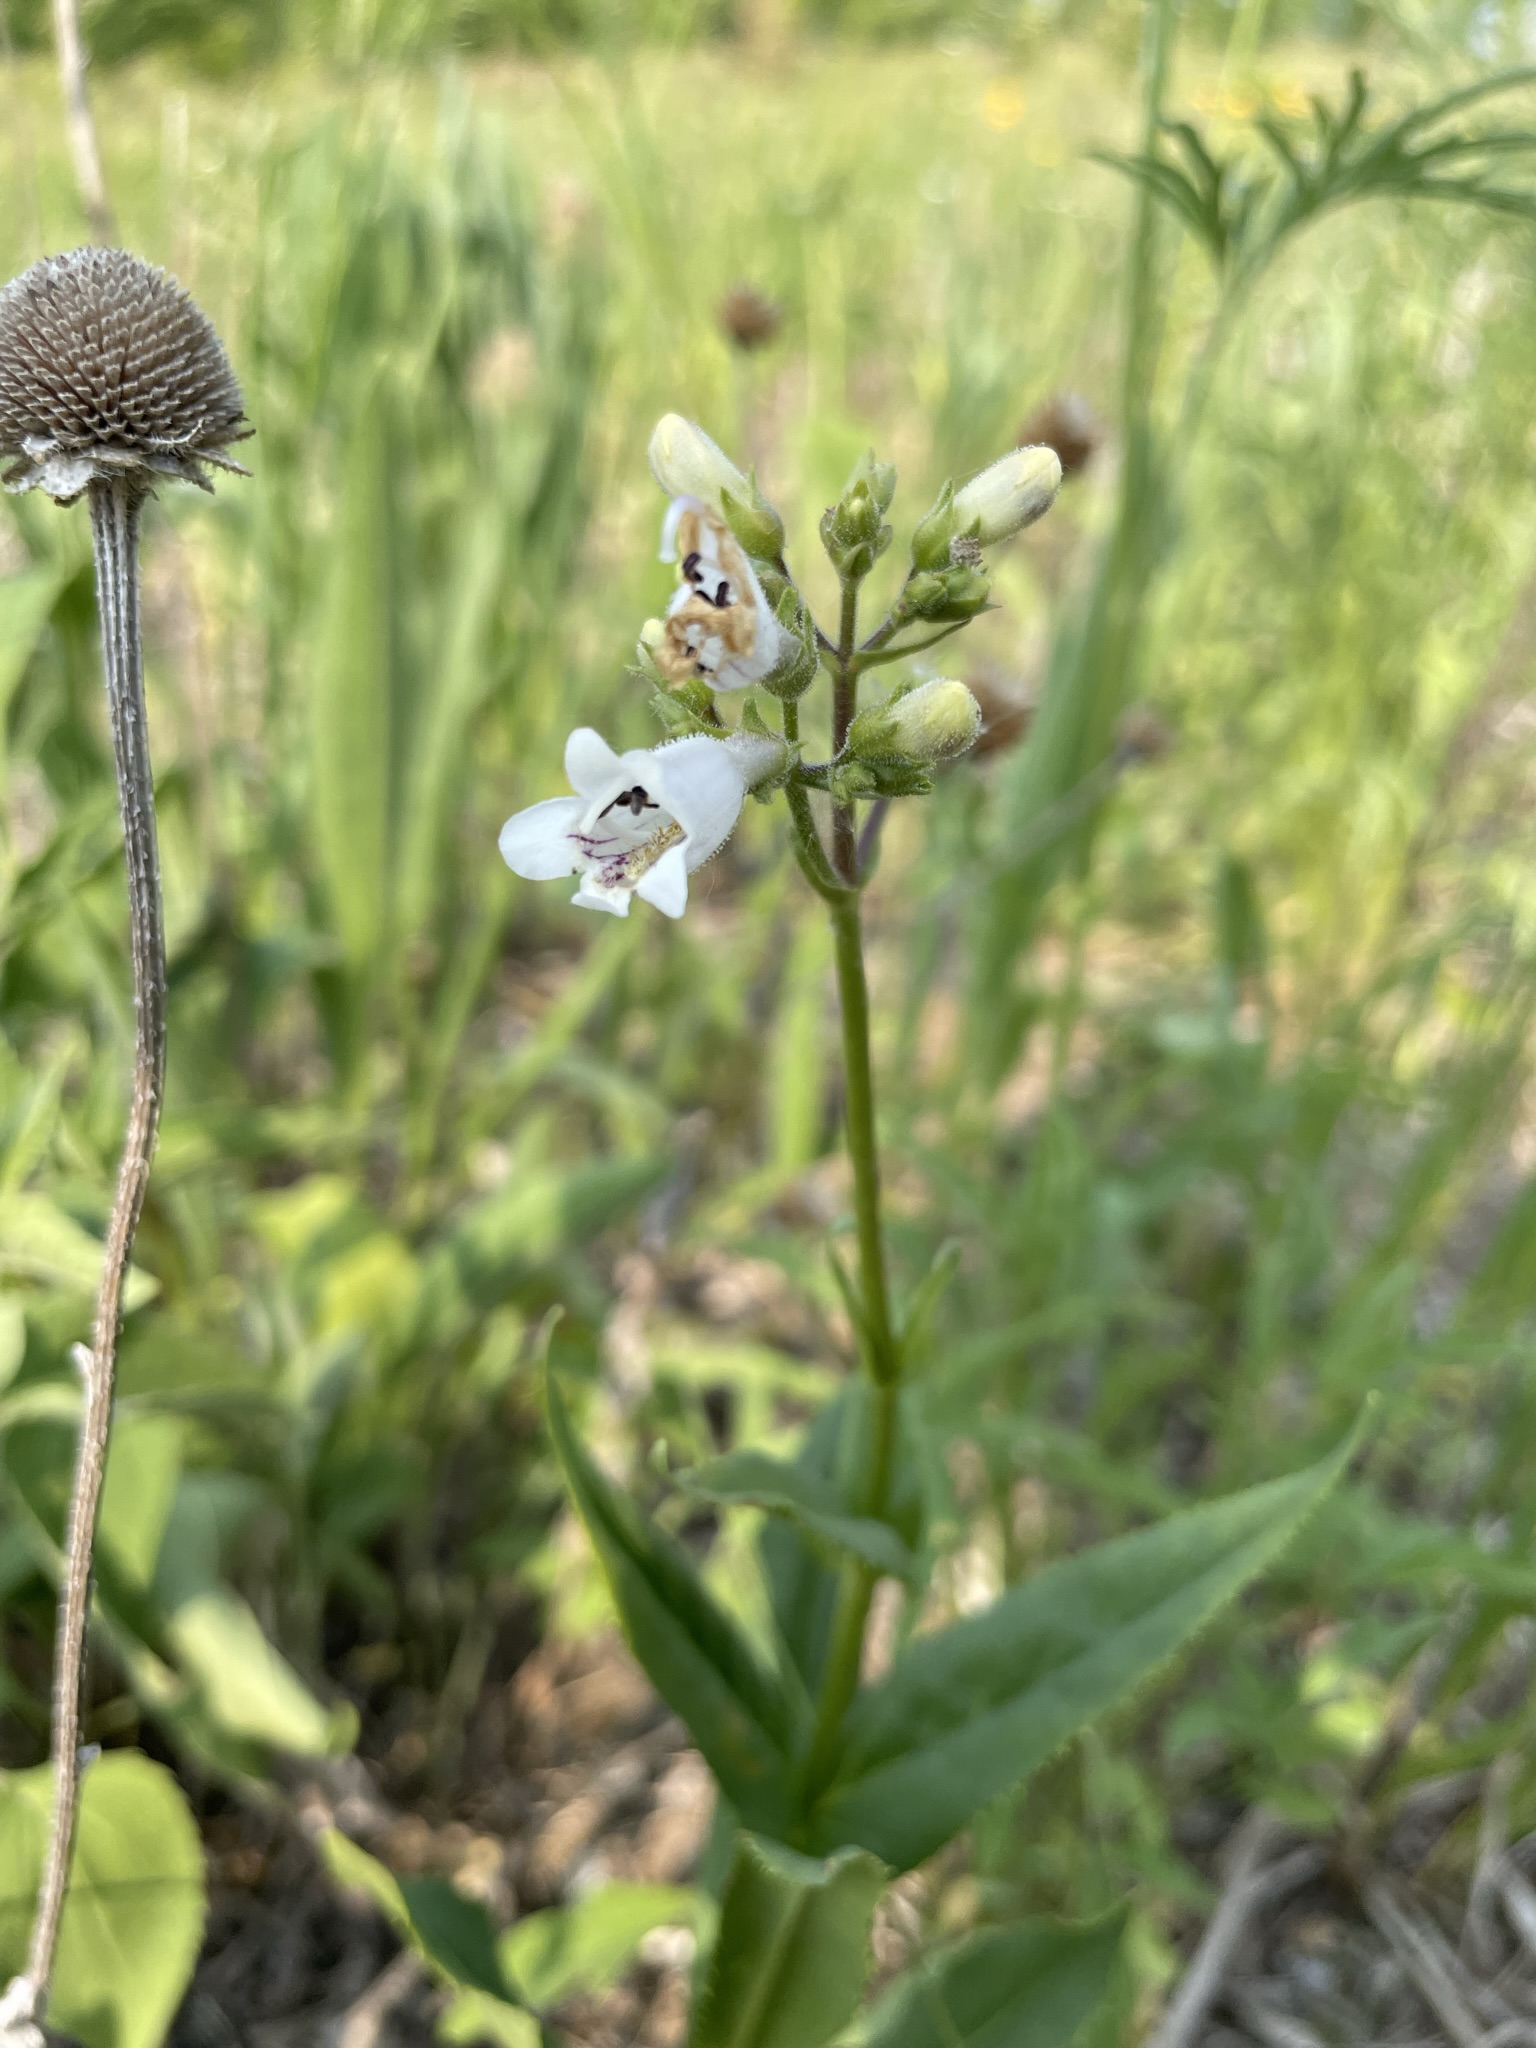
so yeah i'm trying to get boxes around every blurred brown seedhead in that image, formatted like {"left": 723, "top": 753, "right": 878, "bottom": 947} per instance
{"left": 0, "top": 247, "right": 248, "bottom": 504}
{"left": 966, "top": 669, "right": 1034, "bottom": 760}
{"left": 1018, "top": 390, "right": 1100, "bottom": 479}
{"left": 718, "top": 282, "right": 782, "bottom": 353}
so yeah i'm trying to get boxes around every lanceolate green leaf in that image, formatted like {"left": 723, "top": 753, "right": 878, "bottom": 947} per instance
{"left": 547, "top": 1365, "right": 800, "bottom": 1837}
{"left": 689, "top": 1833, "right": 887, "bottom": 2048}
{"left": 681, "top": 1449, "right": 914, "bottom": 1581}
{"left": 807, "top": 1421, "right": 1364, "bottom": 1868}
{"left": 0, "top": 1753, "right": 205, "bottom": 2048}
{"left": 858, "top": 1913, "right": 1126, "bottom": 2048}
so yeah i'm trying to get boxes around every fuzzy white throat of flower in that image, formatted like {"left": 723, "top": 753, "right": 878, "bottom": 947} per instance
{"left": 649, "top": 496, "right": 785, "bottom": 692}
{"left": 499, "top": 727, "right": 780, "bottom": 918}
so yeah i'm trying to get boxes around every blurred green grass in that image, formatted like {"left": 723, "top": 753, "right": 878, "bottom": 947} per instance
{"left": 4, "top": 19, "right": 1536, "bottom": 2001}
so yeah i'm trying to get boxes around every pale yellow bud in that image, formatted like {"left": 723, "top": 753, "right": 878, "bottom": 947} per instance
{"left": 887, "top": 678, "right": 983, "bottom": 763}
{"left": 647, "top": 414, "right": 750, "bottom": 513}
{"left": 951, "top": 444, "right": 1062, "bottom": 546}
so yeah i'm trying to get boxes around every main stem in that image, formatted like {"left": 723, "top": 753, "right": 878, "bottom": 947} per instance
{"left": 786, "top": 610, "right": 909, "bottom": 1810}
{"left": 26, "top": 478, "right": 163, "bottom": 2006}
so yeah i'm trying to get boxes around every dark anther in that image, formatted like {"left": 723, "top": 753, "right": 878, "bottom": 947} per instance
{"left": 600, "top": 785, "right": 660, "bottom": 819}
{"left": 683, "top": 550, "right": 701, "bottom": 579}
{"left": 712, "top": 579, "right": 731, "bottom": 608}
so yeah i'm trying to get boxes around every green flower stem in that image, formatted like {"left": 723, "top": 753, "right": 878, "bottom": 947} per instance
{"left": 831, "top": 578, "right": 861, "bottom": 881}
{"left": 794, "top": 884, "right": 901, "bottom": 1813}
{"left": 782, "top": 699, "right": 845, "bottom": 899}
{"left": 856, "top": 621, "right": 966, "bottom": 670}
{"left": 829, "top": 888, "right": 897, "bottom": 1387}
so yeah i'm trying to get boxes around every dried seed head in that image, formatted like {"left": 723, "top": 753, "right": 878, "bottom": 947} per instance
{"left": 717, "top": 282, "right": 782, "bottom": 353}
{"left": 0, "top": 247, "right": 249, "bottom": 504}
{"left": 1018, "top": 391, "right": 1100, "bottom": 479}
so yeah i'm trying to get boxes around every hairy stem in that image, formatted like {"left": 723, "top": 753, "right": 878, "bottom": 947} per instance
{"left": 27, "top": 477, "right": 163, "bottom": 2006}
{"left": 796, "top": 888, "right": 899, "bottom": 1810}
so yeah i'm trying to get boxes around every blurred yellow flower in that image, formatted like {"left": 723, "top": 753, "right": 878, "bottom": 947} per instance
{"left": 1271, "top": 81, "right": 1309, "bottom": 117}
{"left": 1222, "top": 86, "right": 1260, "bottom": 119}
{"left": 981, "top": 80, "right": 1027, "bottom": 132}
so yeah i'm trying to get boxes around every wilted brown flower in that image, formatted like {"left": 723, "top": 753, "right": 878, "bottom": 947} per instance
{"left": 717, "top": 282, "right": 782, "bottom": 353}
{"left": 0, "top": 247, "right": 248, "bottom": 503}
{"left": 1017, "top": 390, "right": 1099, "bottom": 479}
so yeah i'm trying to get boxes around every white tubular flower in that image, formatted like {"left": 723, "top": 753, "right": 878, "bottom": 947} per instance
{"left": 952, "top": 444, "right": 1062, "bottom": 546}
{"left": 653, "top": 497, "right": 787, "bottom": 691}
{"left": 648, "top": 414, "right": 749, "bottom": 521}
{"left": 499, "top": 727, "right": 782, "bottom": 919}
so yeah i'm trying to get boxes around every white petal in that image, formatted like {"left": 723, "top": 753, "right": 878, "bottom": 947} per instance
{"left": 499, "top": 797, "right": 582, "bottom": 880}
{"left": 647, "top": 416, "right": 747, "bottom": 512}
{"left": 715, "top": 606, "right": 788, "bottom": 690}
{"left": 659, "top": 495, "right": 696, "bottom": 564}
{"left": 572, "top": 880, "right": 631, "bottom": 916}
{"left": 565, "top": 727, "right": 623, "bottom": 798}
{"left": 635, "top": 842, "right": 690, "bottom": 917}
{"left": 650, "top": 736, "right": 749, "bottom": 869}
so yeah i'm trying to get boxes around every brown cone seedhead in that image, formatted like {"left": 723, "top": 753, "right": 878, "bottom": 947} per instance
{"left": 0, "top": 247, "right": 249, "bottom": 504}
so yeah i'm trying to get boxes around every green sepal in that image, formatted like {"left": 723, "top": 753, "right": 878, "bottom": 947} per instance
{"left": 647, "top": 678, "right": 722, "bottom": 737}
{"left": 722, "top": 471, "right": 787, "bottom": 561}
{"left": 831, "top": 758, "right": 935, "bottom": 802}
{"left": 900, "top": 563, "right": 991, "bottom": 623}
{"left": 909, "top": 480, "right": 957, "bottom": 570}
{"left": 741, "top": 696, "right": 798, "bottom": 795}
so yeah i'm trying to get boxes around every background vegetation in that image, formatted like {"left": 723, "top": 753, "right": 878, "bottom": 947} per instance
{"left": 4, "top": 1, "right": 1536, "bottom": 2039}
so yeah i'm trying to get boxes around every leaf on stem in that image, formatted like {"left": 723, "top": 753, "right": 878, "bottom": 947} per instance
{"left": 857, "top": 1910, "right": 1127, "bottom": 2048}
{"left": 689, "top": 1832, "right": 887, "bottom": 2048}
{"left": 805, "top": 1417, "right": 1367, "bottom": 1868}
{"left": 320, "top": 1828, "right": 521, "bottom": 2003}
{"left": 547, "top": 1363, "right": 801, "bottom": 1836}
{"left": 680, "top": 1448, "right": 915, "bottom": 1581}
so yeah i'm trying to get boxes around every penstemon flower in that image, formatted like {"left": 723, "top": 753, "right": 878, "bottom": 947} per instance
{"left": 648, "top": 496, "right": 788, "bottom": 691}
{"left": 499, "top": 726, "right": 782, "bottom": 918}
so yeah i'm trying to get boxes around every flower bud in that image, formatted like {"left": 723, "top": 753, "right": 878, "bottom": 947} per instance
{"left": 952, "top": 444, "right": 1061, "bottom": 545}
{"left": 899, "top": 563, "right": 991, "bottom": 624}
{"left": 849, "top": 678, "right": 982, "bottom": 769}
{"left": 844, "top": 449, "right": 897, "bottom": 516}
{"left": 649, "top": 414, "right": 749, "bottom": 512}
{"left": 648, "top": 415, "right": 785, "bottom": 561}
{"left": 890, "top": 678, "right": 983, "bottom": 761}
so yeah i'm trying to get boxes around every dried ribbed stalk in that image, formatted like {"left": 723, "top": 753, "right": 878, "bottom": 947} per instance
{"left": 25, "top": 477, "right": 161, "bottom": 2003}
{"left": 0, "top": 246, "right": 247, "bottom": 2042}
{"left": 50, "top": 0, "right": 114, "bottom": 243}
